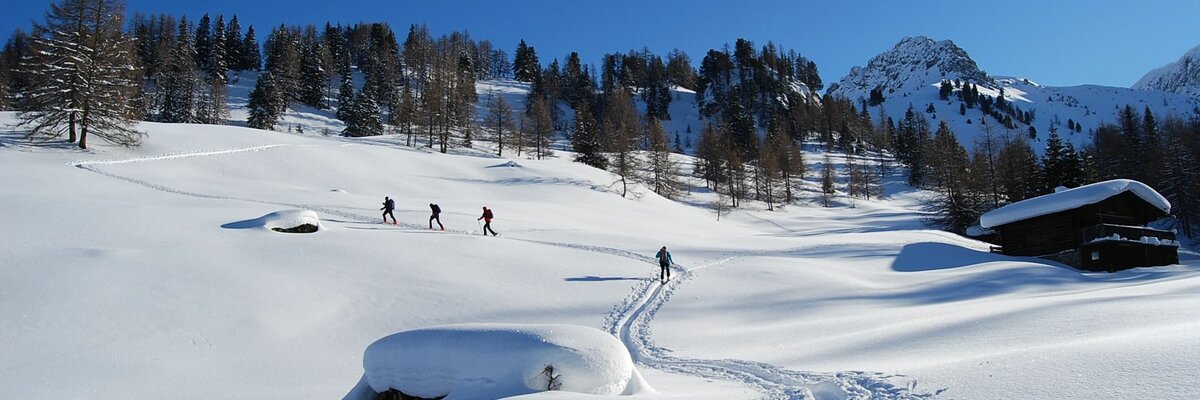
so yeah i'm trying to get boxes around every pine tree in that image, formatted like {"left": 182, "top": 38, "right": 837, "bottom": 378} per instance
{"left": 247, "top": 71, "right": 281, "bottom": 130}
{"left": 20, "top": 0, "right": 143, "bottom": 149}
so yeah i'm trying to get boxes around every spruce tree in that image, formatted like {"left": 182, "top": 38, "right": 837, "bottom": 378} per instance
{"left": 247, "top": 71, "right": 281, "bottom": 130}
{"left": 225, "top": 15, "right": 243, "bottom": 71}
{"left": 194, "top": 14, "right": 212, "bottom": 71}
{"left": 157, "top": 18, "right": 198, "bottom": 123}
{"left": 513, "top": 39, "right": 539, "bottom": 82}
{"left": 298, "top": 26, "right": 328, "bottom": 109}
{"left": 342, "top": 92, "right": 382, "bottom": 137}
{"left": 20, "top": 0, "right": 143, "bottom": 149}
{"left": 571, "top": 99, "right": 606, "bottom": 169}
{"left": 242, "top": 26, "right": 261, "bottom": 70}
{"left": 820, "top": 153, "right": 835, "bottom": 207}
{"left": 335, "top": 73, "right": 354, "bottom": 121}
{"left": 209, "top": 15, "right": 228, "bottom": 84}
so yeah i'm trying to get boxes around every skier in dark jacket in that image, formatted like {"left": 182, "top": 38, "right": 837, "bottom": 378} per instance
{"left": 429, "top": 203, "right": 444, "bottom": 230}
{"left": 656, "top": 246, "right": 673, "bottom": 282}
{"left": 477, "top": 206, "right": 497, "bottom": 236}
{"left": 381, "top": 196, "right": 397, "bottom": 224}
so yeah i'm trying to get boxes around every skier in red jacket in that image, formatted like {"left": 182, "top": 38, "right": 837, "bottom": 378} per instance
{"left": 477, "top": 206, "right": 497, "bottom": 236}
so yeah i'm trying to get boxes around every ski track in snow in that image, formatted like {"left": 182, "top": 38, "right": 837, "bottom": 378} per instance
{"left": 71, "top": 145, "right": 936, "bottom": 400}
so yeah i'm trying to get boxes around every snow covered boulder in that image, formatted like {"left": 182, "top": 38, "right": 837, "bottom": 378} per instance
{"left": 222, "top": 209, "right": 323, "bottom": 233}
{"left": 343, "top": 324, "right": 649, "bottom": 400}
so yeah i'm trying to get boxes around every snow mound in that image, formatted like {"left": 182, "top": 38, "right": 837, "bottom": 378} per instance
{"left": 980, "top": 179, "right": 1170, "bottom": 228}
{"left": 222, "top": 209, "right": 324, "bottom": 232}
{"left": 488, "top": 160, "right": 523, "bottom": 168}
{"left": 344, "top": 324, "right": 647, "bottom": 400}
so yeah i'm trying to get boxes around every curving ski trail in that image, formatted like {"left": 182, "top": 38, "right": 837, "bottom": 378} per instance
{"left": 70, "top": 145, "right": 936, "bottom": 399}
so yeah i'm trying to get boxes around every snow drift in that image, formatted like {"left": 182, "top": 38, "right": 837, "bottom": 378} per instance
{"left": 222, "top": 209, "right": 324, "bottom": 232}
{"left": 343, "top": 324, "right": 648, "bottom": 400}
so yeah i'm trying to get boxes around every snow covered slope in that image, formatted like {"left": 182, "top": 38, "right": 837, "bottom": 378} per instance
{"left": 1134, "top": 44, "right": 1200, "bottom": 98}
{"left": 3, "top": 86, "right": 1200, "bottom": 400}
{"left": 828, "top": 36, "right": 1200, "bottom": 154}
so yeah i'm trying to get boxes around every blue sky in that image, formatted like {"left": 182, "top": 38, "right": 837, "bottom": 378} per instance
{"left": 3, "top": 0, "right": 1198, "bottom": 88}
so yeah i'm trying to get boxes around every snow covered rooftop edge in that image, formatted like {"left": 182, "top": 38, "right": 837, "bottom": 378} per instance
{"left": 979, "top": 179, "right": 1171, "bottom": 229}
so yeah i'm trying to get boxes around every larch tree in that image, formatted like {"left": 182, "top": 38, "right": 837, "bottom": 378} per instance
{"left": 603, "top": 88, "right": 643, "bottom": 197}
{"left": 486, "top": 93, "right": 515, "bottom": 156}
{"left": 20, "top": 0, "right": 143, "bottom": 149}
{"left": 648, "top": 118, "right": 683, "bottom": 199}
{"left": 528, "top": 96, "right": 554, "bottom": 160}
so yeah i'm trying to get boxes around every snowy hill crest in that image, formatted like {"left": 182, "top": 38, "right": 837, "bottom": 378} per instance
{"left": 827, "top": 36, "right": 991, "bottom": 99}
{"left": 1134, "top": 44, "right": 1200, "bottom": 98}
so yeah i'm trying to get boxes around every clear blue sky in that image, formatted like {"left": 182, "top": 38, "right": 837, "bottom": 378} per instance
{"left": 4, "top": 0, "right": 1199, "bottom": 89}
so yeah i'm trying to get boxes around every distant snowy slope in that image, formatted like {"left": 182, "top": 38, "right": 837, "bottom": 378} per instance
{"left": 1134, "top": 44, "right": 1200, "bottom": 98}
{"left": 828, "top": 36, "right": 1200, "bottom": 154}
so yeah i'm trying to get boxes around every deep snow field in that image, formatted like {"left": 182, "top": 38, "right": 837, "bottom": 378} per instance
{"left": 2, "top": 90, "right": 1199, "bottom": 400}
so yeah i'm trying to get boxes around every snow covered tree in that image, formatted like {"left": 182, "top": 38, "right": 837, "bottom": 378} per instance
{"left": 335, "top": 72, "right": 354, "bottom": 121}
{"left": 264, "top": 25, "right": 300, "bottom": 103}
{"left": 20, "top": 0, "right": 143, "bottom": 149}
{"left": 342, "top": 91, "right": 382, "bottom": 137}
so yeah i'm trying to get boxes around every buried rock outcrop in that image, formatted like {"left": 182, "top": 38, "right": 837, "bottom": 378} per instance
{"left": 222, "top": 209, "right": 324, "bottom": 233}
{"left": 342, "top": 324, "right": 653, "bottom": 400}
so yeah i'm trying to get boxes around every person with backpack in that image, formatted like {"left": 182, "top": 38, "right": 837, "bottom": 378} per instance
{"left": 429, "top": 203, "right": 444, "bottom": 230}
{"left": 477, "top": 206, "right": 497, "bottom": 236}
{"left": 656, "top": 246, "right": 673, "bottom": 282}
{"left": 381, "top": 196, "right": 397, "bottom": 224}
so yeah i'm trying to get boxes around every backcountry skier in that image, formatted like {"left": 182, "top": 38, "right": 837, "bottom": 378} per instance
{"left": 429, "top": 203, "right": 444, "bottom": 230}
{"left": 477, "top": 206, "right": 497, "bottom": 236}
{"left": 656, "top": 246, "right": 673, "bottom": 282}
{"left": 381, "top": 196, "right": 397, "bottom": 224}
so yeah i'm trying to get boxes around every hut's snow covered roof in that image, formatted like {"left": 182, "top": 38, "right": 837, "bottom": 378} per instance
{"left": 979, "top": 179, "right": 1170, "bottom": 229}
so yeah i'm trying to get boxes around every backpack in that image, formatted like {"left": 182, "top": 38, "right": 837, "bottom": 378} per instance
{"left": 431, "top": 204, "right": 441, "bottom": 214}
{"left": 386, "top": 199, "right": 395, "bottom": 209}
{"left": 484, "top": 209, "right": 494, "bottom": 219}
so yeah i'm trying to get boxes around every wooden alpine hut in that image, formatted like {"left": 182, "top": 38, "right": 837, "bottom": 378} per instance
{"left": 978, "top": 179, "right": 1179, "bottom": 272}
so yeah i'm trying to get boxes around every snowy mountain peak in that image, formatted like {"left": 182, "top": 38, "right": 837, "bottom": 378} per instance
{"left": 827, "top": 36, "right": 991, "bottom": 100}
{"left": 1133, "top": 44, "right": 1200, "bottom": 98}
